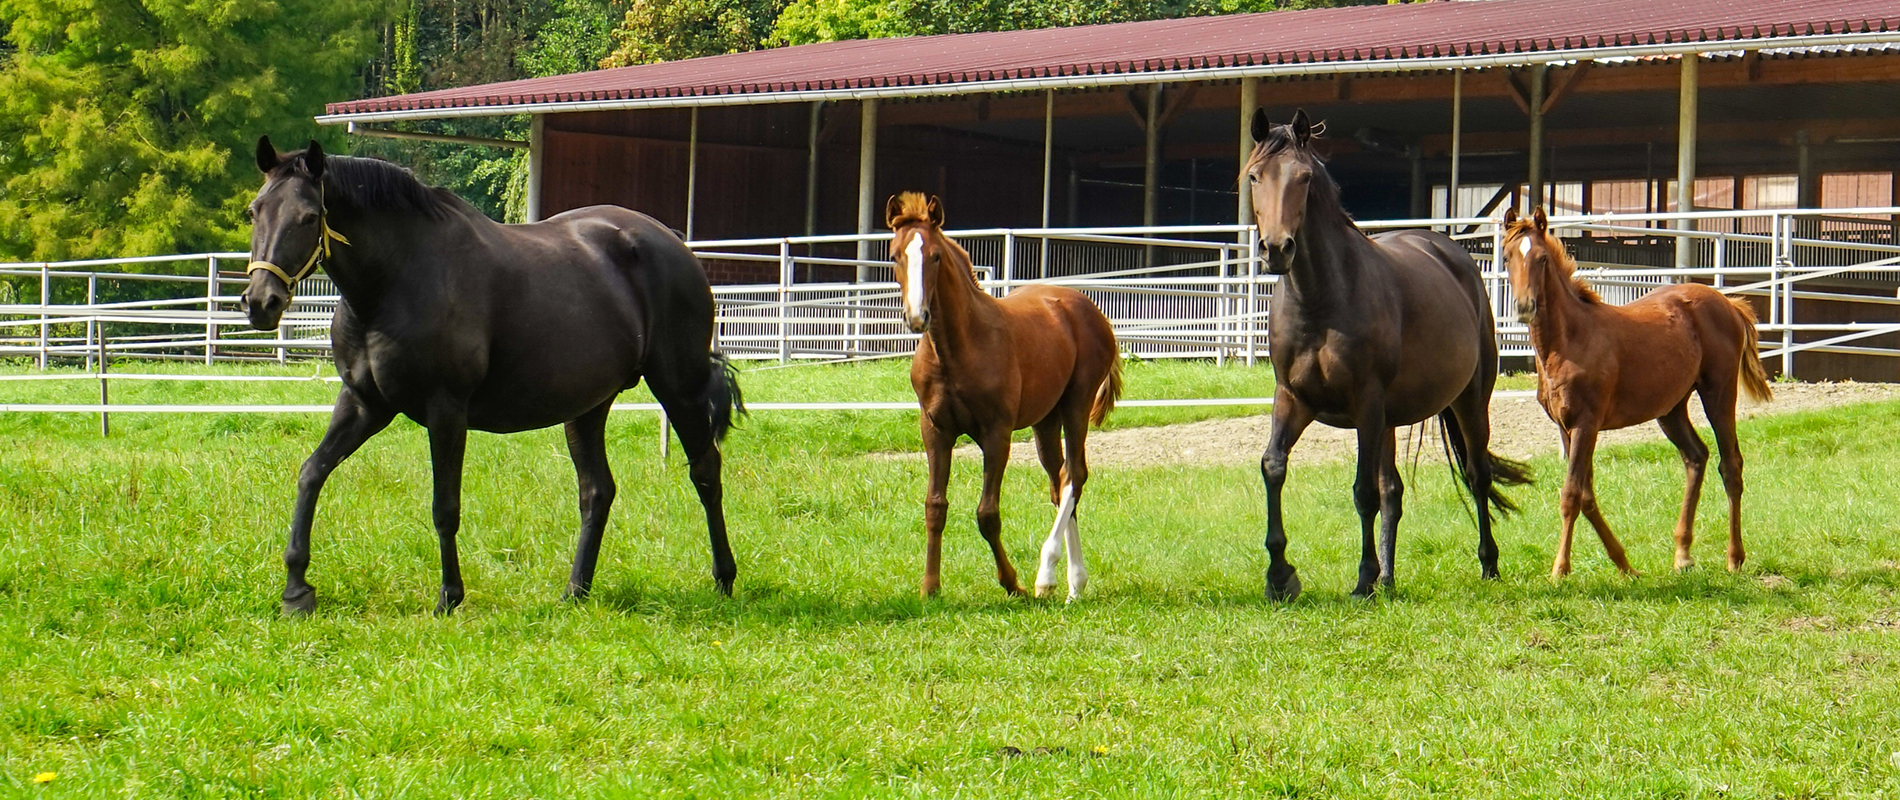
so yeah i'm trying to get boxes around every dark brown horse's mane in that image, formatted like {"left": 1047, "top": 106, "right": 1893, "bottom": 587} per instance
{"left": 1248, "top": 123, "right": 1351, "bottom": 223}
{"left": 274, "top": 152, "right": 471, "bottom": 220}
{"left": 1504, "top": 217, "right": 1601, "bottom": 304}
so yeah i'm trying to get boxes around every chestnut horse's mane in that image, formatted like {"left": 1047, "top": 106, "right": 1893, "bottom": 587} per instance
{"left": 887, "top": 191, "right": 979, "bottom": 280}
{"left": 888, "top": 191, "right": 934, "bottom": 228}
{"left": 1505, "top": 217, "right": 1601, "bottom": 304}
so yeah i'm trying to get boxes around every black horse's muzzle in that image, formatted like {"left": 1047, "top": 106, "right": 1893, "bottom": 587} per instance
{"left": 240, "top": 274, "right": 291, "bottom": 331}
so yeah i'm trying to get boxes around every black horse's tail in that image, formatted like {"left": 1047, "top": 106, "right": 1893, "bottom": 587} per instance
{"left": 1437, "top": 409, "right": 1533, "bottom": 522}
{"left": 706, "top": 352, "right": 746, "bottom": 443}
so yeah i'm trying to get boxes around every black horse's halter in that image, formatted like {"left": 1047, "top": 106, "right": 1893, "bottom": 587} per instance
{"left": 247, "top": 185, "right": 349, "bottom": 298}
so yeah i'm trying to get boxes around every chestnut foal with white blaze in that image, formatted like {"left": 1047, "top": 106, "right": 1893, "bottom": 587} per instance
{"left": 1503, "top": 208, "right": 1773, "bottom": 576}
{"left": 888, "top": 193, "right": 1123, "bottom": 601}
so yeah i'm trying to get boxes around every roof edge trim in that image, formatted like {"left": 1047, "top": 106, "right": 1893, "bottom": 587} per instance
{"left": 317, "top": 30, "right": 1900, "bottom": 125}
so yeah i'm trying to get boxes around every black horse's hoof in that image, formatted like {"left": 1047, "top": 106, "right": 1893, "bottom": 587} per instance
{"left": 714, "top": 578, "right": 734, "bottom": 597}
{"left": 282, "top": 587, "right": 316, "bottom": 616}
{"left": 1265, "top": 569, "right": 1302, "bottom": 602}
{"left": 435, "top": 588, "right": 464, "bottom": 616}
{"left": 563, "top": 584, "right": 591, "bottom": 603}
{"left": 1482, "top": 565, "right": 1502, "bottom": 580}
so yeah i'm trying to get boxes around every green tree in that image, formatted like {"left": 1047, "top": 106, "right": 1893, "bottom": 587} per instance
{"left": 0, "top": 0, "right": 384, "bottom": 261}
{"left": 768, "top": 0, "right": 1368, "bottom": 46}
{"left": 601, "top": 0, "right": 788, "bottom": 67}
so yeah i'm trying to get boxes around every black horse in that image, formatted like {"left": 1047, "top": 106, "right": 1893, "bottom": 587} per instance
{"left": 1245, "top": 111, "right": 1530, "bottom": 600}
{"left": 242, "top": 137, "right": 743, "bottom": 615}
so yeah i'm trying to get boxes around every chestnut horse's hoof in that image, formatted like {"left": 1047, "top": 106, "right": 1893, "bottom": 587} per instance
{"left": 1264, "top": 569, "right": 1302, "bottom": 602}
{"left": 281, "top": 587, "right": 316, "bottom": 617}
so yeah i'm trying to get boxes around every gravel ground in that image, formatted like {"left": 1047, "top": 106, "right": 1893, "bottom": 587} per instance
{"left": 900, "top": 382, "right": 1900, "bottom": 469}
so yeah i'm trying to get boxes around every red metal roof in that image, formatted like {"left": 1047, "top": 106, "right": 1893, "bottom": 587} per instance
{"left": 325, "top": 0, "right": 1900, "bottom": 118}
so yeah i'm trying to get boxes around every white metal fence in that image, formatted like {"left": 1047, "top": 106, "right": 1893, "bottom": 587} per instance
{"left": 6, "top": 208, "right": 1900, "bottom": 379}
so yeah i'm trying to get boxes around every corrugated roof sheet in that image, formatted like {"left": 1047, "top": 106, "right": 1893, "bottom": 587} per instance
{"left": 325, "top": 0, "right": 1900, "bottom": 118}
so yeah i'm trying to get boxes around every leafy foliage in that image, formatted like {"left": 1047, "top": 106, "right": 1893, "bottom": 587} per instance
{"left": 0, "top": 0, "right": 381, "bottom": 261}
{"left": 602, "top": 0, "right": 789, "bottom": 67}
{"left": 769, "top": 0, "right": 1363, "bottom": 46}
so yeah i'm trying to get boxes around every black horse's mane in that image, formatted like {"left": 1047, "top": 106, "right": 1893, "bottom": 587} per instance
{"left": 275, "top": 152, "right": 473, "bottom": 219}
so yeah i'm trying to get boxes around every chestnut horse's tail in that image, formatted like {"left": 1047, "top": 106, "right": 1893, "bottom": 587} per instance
{"left": 1437, "top": 409, "right": 1534, "bottom": 522}
{"left": 1729, "top": 296, "right": 1774, "bottom": 403}
{"left": 1089, "top": 351, "right": 1123, "bottom": 427}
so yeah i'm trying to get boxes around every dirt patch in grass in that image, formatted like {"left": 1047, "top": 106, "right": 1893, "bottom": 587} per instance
{"left": 887, "top": 382, "right": 1900, "bottom": 469}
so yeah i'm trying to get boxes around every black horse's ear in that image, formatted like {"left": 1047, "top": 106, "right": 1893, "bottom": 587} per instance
{"left": 884, "top": 195, "right": 904, "bottom": 230}
{"left": 1291, "top": 109, "right": 1313, "bottom": 145}
{"left": 303, "top": 139, "right": 326, "bottom": 180}
{"left": 1531, "top": 206, "right": 1548, "bottom": 232}
{"left": 926, "top": 195, "right": 944, "bottom": 228}
{"left": 256, "top": 135, "right": 279, "bottom": 174}
{"left": 1503, "top": 207, "right": 1519, "bottom": 226}
{"left": 1251, "top": 108, "right": 1269, "bottom": 143}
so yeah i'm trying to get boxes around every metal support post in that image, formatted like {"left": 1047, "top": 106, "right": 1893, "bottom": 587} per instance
{"left": 779, "top": 238, "right": 793, "bottom": 364}
{"left": 38, "top": 262, "right": 49, "bottom": 369}
{"left": 1675, "top": 54, "right": 1699, "bottom": 269}
{"left": 205, "top": 255, "right": 219, "bottom": 364}
{"left": 686, "top": 107, "right": 700, "bottom": 241}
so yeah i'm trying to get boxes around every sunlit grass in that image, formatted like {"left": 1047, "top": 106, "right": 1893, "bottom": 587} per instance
{"left": 2, "top": 359, "right": 1897, "bottom": 797}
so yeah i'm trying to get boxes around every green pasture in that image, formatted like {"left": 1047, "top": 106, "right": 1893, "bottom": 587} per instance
{"left": 1, "top": 359, "right": 1897, "bottom": 798}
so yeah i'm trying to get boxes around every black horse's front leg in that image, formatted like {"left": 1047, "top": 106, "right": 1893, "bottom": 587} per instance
{"left": 1261, "top": 386, "right": 1313, "bottom": 601}
{"left": 283, "top": 387, "right": 394, "bottom": 615}
{"left": 1350, "top": 405, "right": 1389, "bottom": 598}
{"left": 427, "top": 401, "right": 470, "bottom": 615}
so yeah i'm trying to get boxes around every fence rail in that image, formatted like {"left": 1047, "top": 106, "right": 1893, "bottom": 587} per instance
{"left": 6, "top": 208, "right": 1900, "bottom": 379}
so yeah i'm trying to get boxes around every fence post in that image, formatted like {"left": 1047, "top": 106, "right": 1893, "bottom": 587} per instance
{"left": 98, "top": 328, "right": 109, "bottom": 438}
{"left": 1490, "top": 219, "right": 1508, "bottom": 322}
{"left": 38, "top": 262, "right": 49, "bottom": 370}
{"left": 1247, "top": 232, "right": 1261, "bottom": 366}
{"left": 659, "top": 412, "right": 670, "bottom": 460}
{"left": 1001, "top": 231, "right": 1016, "bottom": 298}
{"left": 1781, "top": 213, "right": 1795, "bottom": 377}
{"left": 85, "top": 273, "right": 97, "bottom": 372}
{"left": 1712, "top": 234, "right": 1726, "bottom": 288}
{"left": 1215, "top": 245, "right": 1229, "bottom": 366}
{"left": 205, "top": 255, "right": 218, "bottom": 365}
{"left": 778, "top": 238, "right": 792, "bottom": 364}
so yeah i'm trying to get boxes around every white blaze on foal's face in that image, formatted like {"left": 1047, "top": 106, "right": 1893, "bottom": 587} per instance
{"left": 901, "top": 231, "right": 929, "bottom": 331}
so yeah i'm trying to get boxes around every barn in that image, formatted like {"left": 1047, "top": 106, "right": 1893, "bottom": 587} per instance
{"left": 316, "top": 0, "right": 1900, "bottom": 378}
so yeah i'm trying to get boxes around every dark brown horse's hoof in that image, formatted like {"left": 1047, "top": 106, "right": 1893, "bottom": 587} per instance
{"left": 1265, "top": 569, "right": 1302, "bottom": 602}
{"left": 1481, "top": 565, "right": 1501, "bottom": 581}
{"left": 281, "top": 588, "right": 316, "bottom": 616}
{"left": 562, "top": 586, "right": 590, "bottom": 603}
{"left": 714, "top": 578, "right": 734, "bottom": 597}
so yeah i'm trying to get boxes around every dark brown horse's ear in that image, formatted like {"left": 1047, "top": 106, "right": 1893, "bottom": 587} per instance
{"left": 1291, "top": 109, "right": 1313, "bottom": 145}
{"left": 1503, "top": 207, "right": 1519, "bottom": 226}
{"left": 304, "top": 139, "right": 327, "bottom": 180}
{"left": 1531, "top": 206, "right": 1548, "bottom": 233}
{"left": 884, "top": 195, "right": 904, "bottom": 229}
{"left": 926, "top": 196, "right": 944, "bottom": 228}
{"left": 1251, "top": 108, "right": 1269, "bottom": 143}
{"left": 256, "top": 135, "right": 279, "bottom": 174}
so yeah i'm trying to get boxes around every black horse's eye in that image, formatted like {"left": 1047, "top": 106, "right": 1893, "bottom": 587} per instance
{"left": 298, "top": 212, "right": 318, "bottom": 226}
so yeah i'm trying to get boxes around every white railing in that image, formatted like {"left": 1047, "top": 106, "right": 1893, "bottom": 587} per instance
{"left": 5, "top": 208, "right": 1900, "bottom": 378}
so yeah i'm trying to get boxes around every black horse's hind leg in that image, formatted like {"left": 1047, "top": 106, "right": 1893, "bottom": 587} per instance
{"left": 283, "top": 387, "right": 394, "bottom": 615}
{"left": 564, "top": 400, "right": 618, "bottom": 600}
{"left": 1350, "top": 402, "right": 1389, "bottom": 598}
{"left": 651, "top": 379, "right": 736, "bottom": 595}
{"left": 427, "top": 401, "right": 470, "bottom": 615}
{"left": 1261, "top": 385, "right": 1313, "bottom": 601}
{"left": 1451, "top": 386, "right": 1503, "bottom": 579}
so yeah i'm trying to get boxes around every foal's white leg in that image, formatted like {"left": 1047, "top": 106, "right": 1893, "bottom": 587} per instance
{"left": 1062, "top": 494, "right": 1087, "bottom": 602}
{"left": 1035, "top": 483, "right": 1076, "bottom": 597}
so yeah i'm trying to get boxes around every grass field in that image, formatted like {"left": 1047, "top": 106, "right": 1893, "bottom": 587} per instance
{"left": 3, "top": 359, "right": 1899, "bottom": 797}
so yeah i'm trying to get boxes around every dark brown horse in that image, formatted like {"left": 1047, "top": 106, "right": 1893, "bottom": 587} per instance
{"left": 887, "top": 193, "right": 1122, "bottom": 601}
{"left": 242, "top": 137, "right": 743, "bottom": 615}
{"left": 1247, "top": 110, "right": 1531, "bottom": 599}
{"left": 1503, "top": 207, "right": 1772, "bottom": 577}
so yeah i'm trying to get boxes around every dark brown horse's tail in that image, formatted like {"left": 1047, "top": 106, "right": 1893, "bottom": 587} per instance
{"left": 1089, "top": 351, "right": 1123, "bottom": 427}
{"left": 1437, "top": 409, "right": 1534, "bottom": 521}
{"left": 1729, "top": 296, "right": 1774, "bottom": 403}
{"left": 706, "top": 352, "right": 747, "bottom": 443}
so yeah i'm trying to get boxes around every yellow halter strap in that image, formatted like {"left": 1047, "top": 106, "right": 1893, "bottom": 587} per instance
{"left": 246, "top": 187, "right": 349, "bottom": 297}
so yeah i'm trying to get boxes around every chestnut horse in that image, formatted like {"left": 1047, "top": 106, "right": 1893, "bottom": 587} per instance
{"left": 887, "top": 193, "right": 1122, "bottom": 601}
{"left": 1247, "top": 110, "right": 1531, "bottom": 600}
{"left": 1503, "top": 207, "right": 1773, "bottom": 576}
